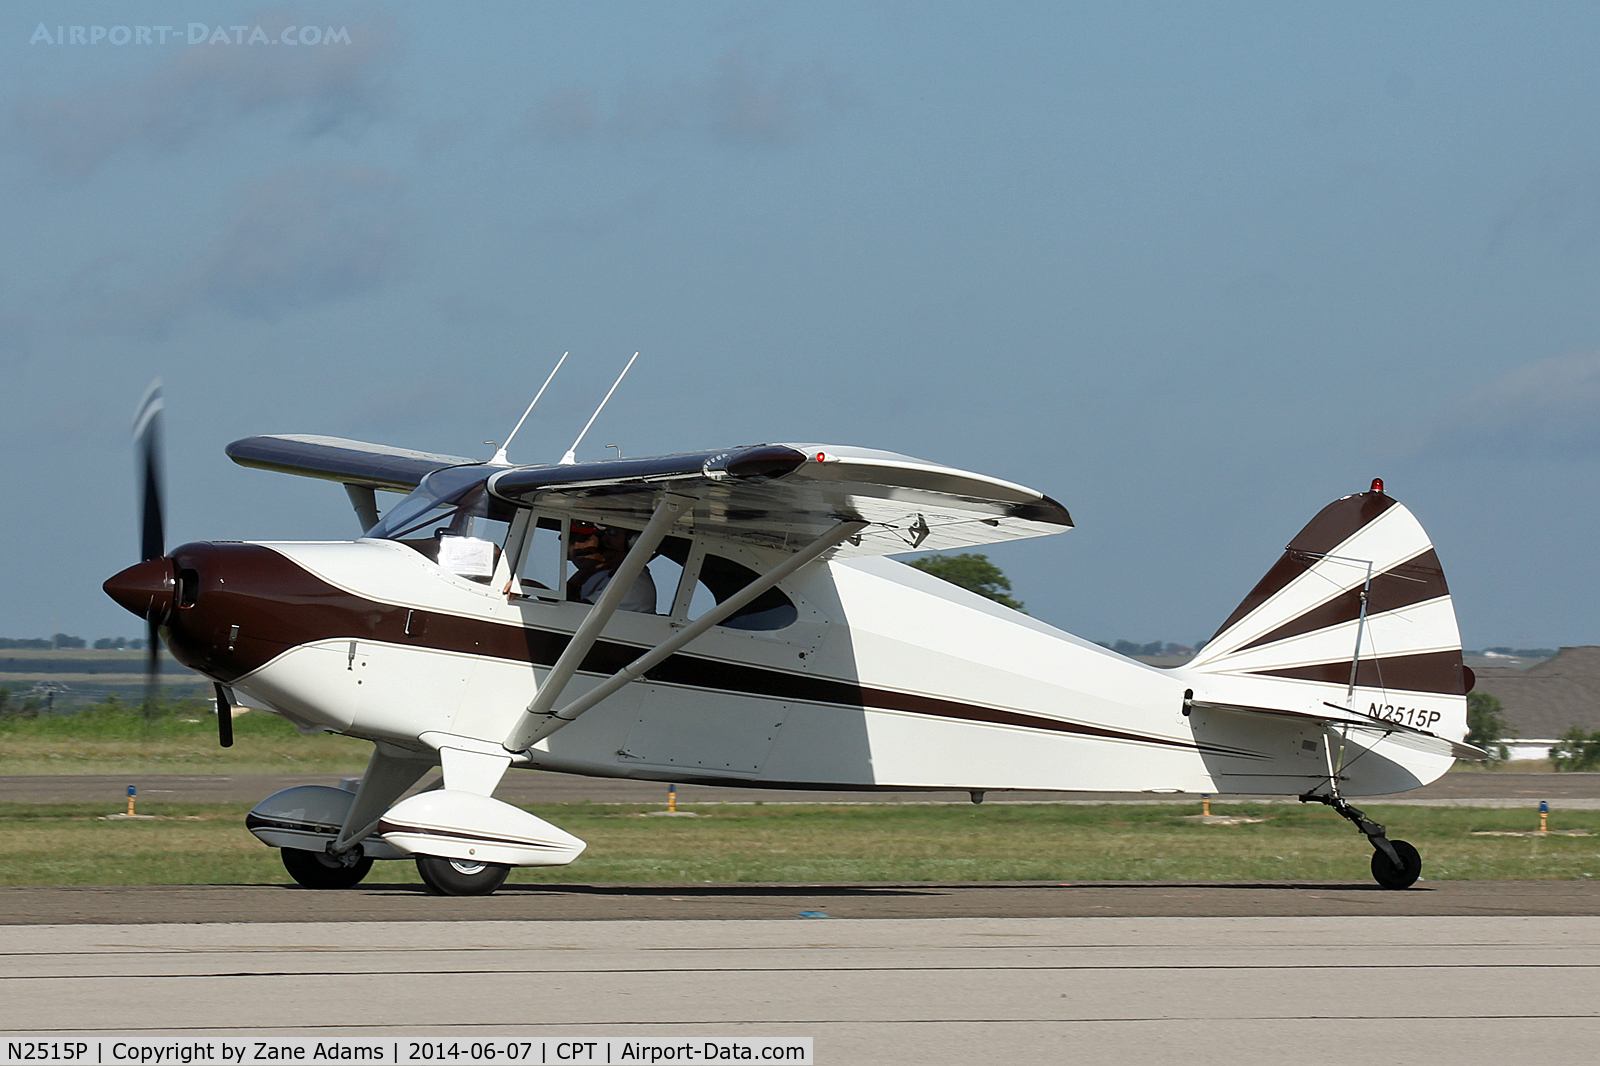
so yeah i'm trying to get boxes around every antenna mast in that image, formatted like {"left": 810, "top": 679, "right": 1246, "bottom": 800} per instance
{"left": 560, "top": 352, "right": 638, "bottom": 465}
{"left": 491, "top": 352, "right": 569, "bottom": 466}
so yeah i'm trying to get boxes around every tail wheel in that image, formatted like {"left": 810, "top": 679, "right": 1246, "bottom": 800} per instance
{"left": 415, "top": 854, "right": 511, "bottom": 896}
{"left": 281, "top": 847, "right": 374, "bottom": 890}
{"left": 1370, "top": 839, "right": 1422, "bottom": 889}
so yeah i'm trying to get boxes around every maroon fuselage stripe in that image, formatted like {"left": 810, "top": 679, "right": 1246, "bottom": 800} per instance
{"left": 161, "top": 541, "right": 1262, "bottom": 759}
{"left": 372, "top": 819, "right": 569, "bottom": 849}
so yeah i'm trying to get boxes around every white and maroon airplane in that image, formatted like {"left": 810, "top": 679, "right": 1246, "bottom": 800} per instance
{"left": 105, "top": 384, "right": 1481, "bottom": 894}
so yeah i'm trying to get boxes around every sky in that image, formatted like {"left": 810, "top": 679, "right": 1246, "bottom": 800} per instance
{"left": 2, "top": 2, "right": 1598, "bottom": 651}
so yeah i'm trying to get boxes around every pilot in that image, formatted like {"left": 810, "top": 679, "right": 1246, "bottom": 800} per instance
{"left": 566, "top": 522, "right": 657, "bottom": 613}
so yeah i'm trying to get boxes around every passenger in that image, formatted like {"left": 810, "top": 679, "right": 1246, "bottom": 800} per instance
{"left": 566, "top": 522, "right": 657, "bottom": 613}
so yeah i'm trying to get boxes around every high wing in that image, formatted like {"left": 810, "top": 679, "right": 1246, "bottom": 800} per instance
{"left": 226, "top": 436, "right": 1073, "bottom": 556}
{"left": 227, "top": 435, "right": 479, "bottom": 493}
{"left": 485, "top": 443, "right": 1073, "bottom": 557}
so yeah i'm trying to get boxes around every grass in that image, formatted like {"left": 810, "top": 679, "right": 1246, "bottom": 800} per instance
{"left": 0, "top": 700, "right": 1562, "bottom": 778}
{"left": 2, "top": 801, "right": 1598, "bottom": 887}
{"left": 0, "top": 701, "right": 371, "bottom": 775}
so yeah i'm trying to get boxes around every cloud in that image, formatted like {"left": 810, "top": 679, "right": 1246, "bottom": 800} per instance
{"left": 7, "top": 10, "right": 398, "bottom": 179}
{"left": 203, "top": 166, "right": 403, "bottom": 319}
{"left": 708, "top": 48, "right": 851, "bottom": 145}
{"left": 1421, "top": 350, "right": 1600, "bottom": 459}
{"left": 522, "top": 46, "right": 859, "bottom": 149}
{"left": 75, "top": 165, "right": 405, "bottom": 336}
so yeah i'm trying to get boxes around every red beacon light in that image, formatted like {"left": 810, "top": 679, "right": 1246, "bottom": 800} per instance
{"left": 1370, "top": 478, "right": 1384, "bottom": 494}
{"left": 815, "top": 452, "right": 827, "bottom": 462}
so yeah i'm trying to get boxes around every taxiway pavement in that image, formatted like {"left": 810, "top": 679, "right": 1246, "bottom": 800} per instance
{"left": 3, "top": 915, "right": 1596, "bottom": 1065}
{"left": 6, "top": 772, "right": 1597, "bottom": 1060}
{"left": 3, "top": 880, "right": 1598, "bottom": 924}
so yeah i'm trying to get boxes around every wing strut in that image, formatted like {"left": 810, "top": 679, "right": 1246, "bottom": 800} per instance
{"left": 343, "top": 484, "right": 381, "bottom": 534}
{"left": 504, "top": 491, "right": 692, "bottom": 752}
{"left": 505, "top": 517, "right": 868, "bottom": 753}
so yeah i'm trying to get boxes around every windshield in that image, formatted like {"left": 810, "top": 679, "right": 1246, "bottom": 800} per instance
{"left": 367, "top": 467, "right": 518, "bottom": 580}
{"left": 368, "top": 467, "right": 506, "bottom": 539}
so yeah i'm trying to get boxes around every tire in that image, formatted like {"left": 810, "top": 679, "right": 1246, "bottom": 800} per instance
{"left": 415, "top": 854, "right": 512, "bottom": 896}
{"left": 1370, "top": 839, "right": 1422, "bottom": 889}
{"left": 281, "top": 847, "right": 374, "bottom": 890}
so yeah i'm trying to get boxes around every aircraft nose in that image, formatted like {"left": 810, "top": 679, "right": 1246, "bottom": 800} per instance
{"left": 103, "top": 557, "right": 176, "bottom": 622}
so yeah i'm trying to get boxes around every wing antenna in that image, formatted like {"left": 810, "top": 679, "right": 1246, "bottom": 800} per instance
{"left": 559, "top": 351, "right": 637, "bottom": 466}
{"left": 490, "top": 351, "right": 569, "bottom": 466}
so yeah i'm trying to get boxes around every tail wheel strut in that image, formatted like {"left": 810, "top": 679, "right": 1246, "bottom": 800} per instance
{"left": 1300, "top": 792, "right": 1422, "bottom": 890}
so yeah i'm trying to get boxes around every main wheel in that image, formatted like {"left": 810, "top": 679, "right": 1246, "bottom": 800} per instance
{"left": 1370, "top": 839, "right": 1422, "bottom": 889}
{"left": 281, "top": 847, "right": 373, "bottom": 890}
{"left": 415, "top": 854, "right": 511, "bottom": 896}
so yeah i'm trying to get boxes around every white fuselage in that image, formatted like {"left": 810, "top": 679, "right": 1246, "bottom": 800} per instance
{"left": 228, "top": 539, "right": 1451, "bottom": 797}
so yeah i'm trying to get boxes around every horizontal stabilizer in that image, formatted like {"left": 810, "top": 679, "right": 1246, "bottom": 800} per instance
{"left": 1188, "top": 697, "right": 1488, "bottom": 761}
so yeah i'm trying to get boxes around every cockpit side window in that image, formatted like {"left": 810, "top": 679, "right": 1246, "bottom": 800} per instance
{"left": 513, "top": 515, "right": 567, "bottom": 600}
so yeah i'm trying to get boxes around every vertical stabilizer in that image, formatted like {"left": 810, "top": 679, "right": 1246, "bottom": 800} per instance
{"left": 1186, "top": 482, "right": 1471, "bottom": 739}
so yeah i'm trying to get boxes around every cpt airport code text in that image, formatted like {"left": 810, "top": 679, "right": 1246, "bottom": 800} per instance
{"left": 3, "top": 1042, "right": 811, "bottom": 1066}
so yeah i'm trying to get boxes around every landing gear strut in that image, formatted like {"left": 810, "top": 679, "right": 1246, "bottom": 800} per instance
{"left": 1299, "top": 792, "right": 1422, "bottom": 889}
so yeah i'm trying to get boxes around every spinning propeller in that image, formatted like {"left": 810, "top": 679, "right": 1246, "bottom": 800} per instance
{"left": 133, "top": 381, "right": 164, "bottom": 715}
{"left": 128, "top": 381, "right": 231, "bottom": 746}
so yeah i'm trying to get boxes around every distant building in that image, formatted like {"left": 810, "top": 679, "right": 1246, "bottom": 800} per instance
{"left": 1470, "top": 646, "right": 1600, "bottom": 759}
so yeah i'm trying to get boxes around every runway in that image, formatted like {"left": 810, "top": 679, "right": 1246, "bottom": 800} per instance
{"left": 3, "top": 915, "right": 1597, "bottom": 1064}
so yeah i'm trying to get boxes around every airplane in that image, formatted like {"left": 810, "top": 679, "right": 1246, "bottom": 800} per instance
{"left": 104, "top": 375, "right": 1484, "bottom": 895}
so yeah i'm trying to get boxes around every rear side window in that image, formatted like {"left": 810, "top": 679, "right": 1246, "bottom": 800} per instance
{"left": 657, "top": 539, "right": 798, "bottom": 630}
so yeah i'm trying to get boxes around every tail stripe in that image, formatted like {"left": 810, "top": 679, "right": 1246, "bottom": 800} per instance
{"left": 1211, "top": 492, "right": 1397, "bottom": 637}
{"left": 1235, "top": 548, "right": 1449, "bottom": 653}
{"left": 1194, "top": 501, "right": 1432, "bottom": 666}
{"left": 1253, "top": 649, "right": 1470, "bottom": 695}
{"left": 1205, "top": 597, "right": 1459, "bottom": 677}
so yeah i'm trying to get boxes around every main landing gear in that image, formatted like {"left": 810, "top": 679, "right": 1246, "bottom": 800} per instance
{"left": 281, "top": 846, "right": 374, "bottom": 890}
{"left": 1300, "top": 792, "right": 1422, "bottom": 889}
{"left": 415, "top": 854, "right": 511, "bottom": 896}
{"left": 278, "top": 845, "right": 512, "bottom": 895}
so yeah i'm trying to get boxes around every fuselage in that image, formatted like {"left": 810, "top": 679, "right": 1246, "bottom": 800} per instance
{"left": 108, "top": 535, "right": 1450, "bottom": 797}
